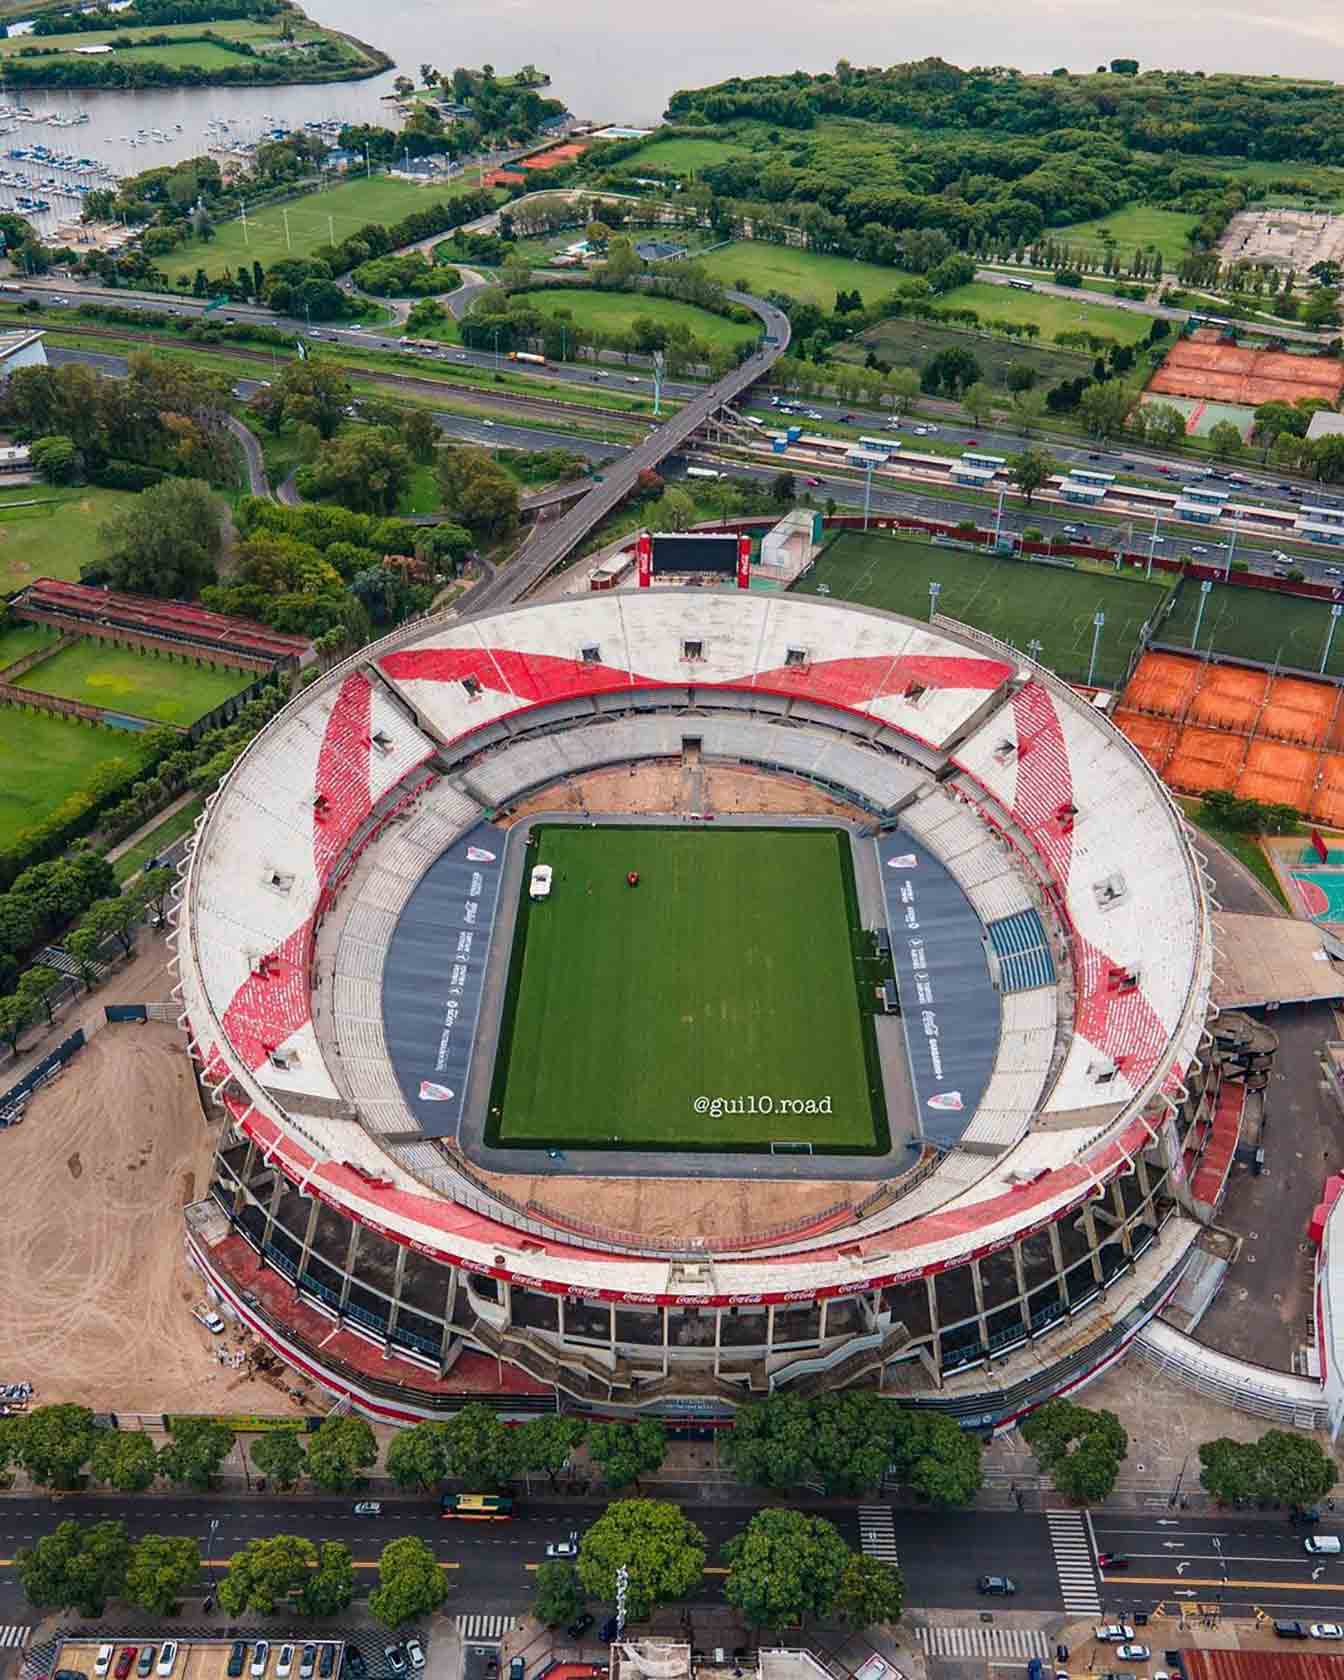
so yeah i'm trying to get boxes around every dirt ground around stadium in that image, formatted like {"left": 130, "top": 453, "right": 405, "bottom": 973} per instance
{"left": 1147, "top": 329, "right": 1344, "bottom": 408}
{"left": 1117, "top": 650, "right": 1344, "bottom": 818}
{"left": 496, "top": 761, "right": 886, "bottom": 1239}
{"left": 0, "top": 938, "right": 305, "bottom": 1415}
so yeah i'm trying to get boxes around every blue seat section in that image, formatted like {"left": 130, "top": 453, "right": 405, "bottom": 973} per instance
{"left": 987, "top": 909, "right": 1055, "bottom": 993}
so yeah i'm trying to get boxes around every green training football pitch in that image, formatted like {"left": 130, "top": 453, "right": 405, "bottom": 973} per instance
{"left": 1161, "top": 575, "right": 1344, "bottom": 677}
{"left": 793, "top": 532, "right": 1166, "bottom": 689}
{"left": 17, "top": 639, "right": 248, "bottom": 726}
{"left": 489, "top": 824, "right": 884, "bottom": 1152}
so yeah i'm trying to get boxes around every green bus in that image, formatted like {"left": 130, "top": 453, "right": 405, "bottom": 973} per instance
{"left": 440, "top": 1492, "right": 514, "bottom": 1519}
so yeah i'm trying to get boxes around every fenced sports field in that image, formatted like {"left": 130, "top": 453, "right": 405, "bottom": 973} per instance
{"left": 792, "top": 531, "right": 1166, "bottom": 689}
{"left": 1159, "top": 576, "right": 1344, "bottom": 678}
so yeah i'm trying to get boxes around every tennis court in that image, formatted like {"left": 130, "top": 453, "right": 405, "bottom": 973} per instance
{"left": 794, "top": 532, "right": 1163, "bottom": 688}
{"left": 1148, "top": 332, "right": 1344, "bottom": 407}
{"left": 1160, "top": 577, "right": 1344, "bottom": 678}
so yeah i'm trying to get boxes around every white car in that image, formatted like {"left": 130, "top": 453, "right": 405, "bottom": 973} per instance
{"left": 1312, "top": 1624, "right": 1344, "bottom": 1639}
{"left": 546, "top": 1533, "right": 579, "bottom": 1559}
{"left": 1097, "top": 1626, "right": 1134, "bottom": 1643}
{"left": 157, "top": 1645, "right": 179, "bottom": 1678}
{"left": 277, "top": 1648, "right": 295, "bottom": 1680}
{"left": 96, "top": 1648, "right": 114, "bottom": 1678}
{"left": 404, "top": 1640, "right": 425, "bottom": 1672}
{"left": 1116, "top": 1647, "right": 1149, "bottom": 1663}
{"left": 529, "top": 864, "right": 553, "bottom": 901}
{"left": 193, "top": 1306, "right": 225, "bottom": 1334}
{"left": 481, "top": 419, "right": 496, "bottom": 428}
{"left": 251, "top": 1644, "right": 270, "bottom": 1679}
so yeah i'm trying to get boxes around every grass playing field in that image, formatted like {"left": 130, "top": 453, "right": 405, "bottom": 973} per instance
{"left": 1161, "top": 576, "right": 1344, "bottom": 677}
{"left": 1053, "top": 204, "right": 1199, "bottom": 267}
{"left": 0, "top": 621, "right": 56, "bottom": 673}
{"left": 934, "top": 281, "right": 1153, "bottom": 346}
{"left": 159, "top": 175, "right": 498, "bottom": 284}
{"left": 794, "top": 532, "right": 1165, "bottom": 689}
{"left": 0, "top": 486, "right": 137, "bottom": 595}
{"left": 509, "top": 287, "right": 758, "bottom": 350}
{"left": 16, "top": 639, "right": 248, "bottom": 726}
{"left": 490, "top": 824, "right": 884, "bottom": 1151}
{"left": 689, "top": 242, "right": 906, "bottom": 309}
{"left": 616, "top": 135, "right": 754, "bottom": 173}
{"left": 0, "top": 711, "right": 154, "bottom": 852}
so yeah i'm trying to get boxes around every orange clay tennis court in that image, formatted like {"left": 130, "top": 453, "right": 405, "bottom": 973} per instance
{"left": 1147, "top": 333, "right": 1344, "bottom": 407}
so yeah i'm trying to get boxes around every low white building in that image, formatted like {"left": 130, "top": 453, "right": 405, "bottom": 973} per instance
{"left": 0, "top": 330, "right": 45, "bottom": 378}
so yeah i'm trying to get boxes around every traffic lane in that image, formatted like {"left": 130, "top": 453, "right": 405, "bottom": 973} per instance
{"left": 1091, "top": 1513, "right": 1344, "bottom": 1610}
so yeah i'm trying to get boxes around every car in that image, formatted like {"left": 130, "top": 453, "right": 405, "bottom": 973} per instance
{"left": 228, "top": 1646, "right": 247, "bottom": 1680}
{"left": 138, "top": 1651, "right": 155, "bottom": 1679}
{"left": 384, "top": 1649, "right": 407, "bottom": 1678}
{"left": 626, "top": 376, "right": 641, "bottom": 384}
{"left": 353, "top": 1501, "right": 382, "bottom": 1516}
{"left": 115, "top": 1654, "right": 137, "bottom": 1680}
{"left": 529, "top": 863, "right": 553, "bottom": 901}
{"left": 509, "top": 1662, "right": 525, "bottom": 1680}
{"left": 598, "top": 1621, "right": 618, "bottom": 1644}
{"left": 1312, "top": 1625, "right": 1344, "bottom": 1639}
{"left": 923, "top": 424, "right": 939, "bottom": 434}
{"left": 1097, "top": 1626, "right": 1134, "bottom": 1643}
{"left": 805, "top": 476, "right": 821, "bottom": 487}
{"left": 157, "top": 1645, "right": 179, "bottom": 1678}
{"left": 96, "top": 1649, "right": 114, "bottom": 1678}
{"left": 252, "top": 1644, "right": 270, "bottom": 1678}
{"left": 1275, "top": 1621, "right": 1309, "bottom": 1639}
{"left": 56, "top": 1671, "right": 89, "bottom": 1680}
{"left": 1117, "top": 1647, "right": 1150, "bottom": 1662}
{"left": 977, "top": 1576, "right": 1016, "bottom": 1595}
{"left": 1088, "top": 451, "right": 1103, "bottom": 460}
{"left": 1190, "top": 544, "right": 1209, "bottom": 555}
{"left": 481, "top": 419, "right": 496, "bottom": 428}
{"left": 840, "top": 413, "right": 855, "bottom": 423}
{"left": 567, "top": 1614, "right": 595, "bottom": 1641}
{"left": 806, "top": 410, "right": 823, "bottom": 421}
{"left": 595, "top": 370, "right": 609, "bottom": 378}
{"left": 344, "top": 1653, "right": 367, "bottom": 1680}
{"left": 300, "top": 1650, "right": 317, "bottom": 1680}
{"left": 318, "top": 1650, "right": 336, "bottom": 1680}
{"left": 404, "top": 1641, "right": 425, "bottom": 1673}
{"left": 276, "top": 1648, "right": 294, "bottom": 1680}
{"left": 546, "top": 1533, "right": 579, "bottom": 1558}
{"left": 1097, "top": 1552, "right": 1129, "bottom": 1570}
{"left": 192, "top": 1306, "right": 225, "bottom": 1333}
{"left": 308, "top": 329, "right": 322, "bottom": 338}
{"left": 965, "top": 437, "right": 980, "bottom": 446}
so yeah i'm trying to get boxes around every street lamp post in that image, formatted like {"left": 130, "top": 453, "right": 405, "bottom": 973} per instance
{"left": 1191, "top": 577, "right": 1213, "bottom": 649}
{"left": 1027, "top": 637, "right": 1043, "bottom": 665}
{"left": 1223, "top": 518, "right": 1239, "bottom": 580}
{"left": 204, "top": 1516, "right": 220, "bottom": 1612}
{"left": 928, "top": 579, "right": 941, "bottom": 623}
{"left": 1321, "top": 603, "right": 1343, "bottom": 675}
{"left": 863, "top": 460, "right": 875, "bottom": 531}
{"left": 1147, "top": 512, "right": 1160, "bottom": 581}
{"left": 1088, "top": 610, "right": 1105, "bottom": 687}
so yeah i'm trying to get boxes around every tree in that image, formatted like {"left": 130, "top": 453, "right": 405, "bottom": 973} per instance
{"left": 304, "top": 1414, "right": 377, "bottom": 1492}
{"left": 1008, "top": 447, "right": 1055, "bottom": 505}
{"left": 722, "top": 1395, "right": 817, "bottom": 1489}
{"left": 577, "top": 1500, "right": 706, "bottom": 1622}
{"left": 1257, "top": 1430, "right": 1337, "bottom": 1506}
{"left": 442, "top": 1404, "right": 518, "bottom": 1488}
{"left": 533, "top": 1560, "right": 584, "bottom": 1627}
{"left": 66, "top": 924, "right": 106, "bottom": 989}
{"left": 811, "top": 1391, "right": 895, "bottom": 1496}
{"left": 882, "top": 367, "right": 920, "bottom": 415}
{"left": 1141, "top": 402, "right": 1187, "bottom": 448}
{"left": 921, "top": 346, "right": 981, "bottom": 397}
{"left": 585, "top": 1419, "right": 667, "bottom": 1491}
{"left": 1076, "top": 380, "right": 1132, "bottom": 438}
{"left": 1302, "top": 288, "right": 1340, "bottom": 329}
{"left": 437, "top": 447, "right": 519, "bottom": 541}
{"left": 277, "top": 360, "right": 353, "bottom": 440}
{"left": 156, "top": 1417, "right": 235, "bottom": 1491}
{"left": 0, "top": 993, "right": 31, "bottom": 1055}
{"left": 301, "top": 1542, "right": 356, "bottom": 1617}
{"left": 80, "top": 894, "right": 142, "bottom": 960}
{"left": 1005, "top": 363, "right": 1037, "bottom": 394}
{"left": 29, "top": 434, "right": 77, "bottom": 483}
{"left": 962, "top": 381, "right": 995, "bottom": 426}
{"left": 17, "top": 965, "right": 60, "bottom": 1025}
{"left": 369, "top": 1536, "right": 448, "bottom": 1629}
{"left": 515, "top": 1417, "right": 586, "bottom": 1489}
{"left": 13, "top": 1404, "right": 100, "bottom": 1489}
{"left": 17, "top": 1519, "right": 130, "bottom": 1616}
{"left": 96, "top": 479, "right": 227, "bottom": 600}
{"left": 891, "top": 1410, "right": 983, "bottom": 1507}
{"left": 655, "top": 486, "right": 695, "bottom": 531}
{"left": 771, "top": 470, "right": 796, "bottom": 504}
{"left": 90, "top": 1429, "right": 159, "bottom": 1493}
{"left": 219, "top": 1534, "right": 318, "bottom": 1616}
{"left": 402, "top": 408, "right": 440, "bottom": 465}
{"left": 126, "top": 1533, "right": 200, "bottom": 1617}
{"left": 1022, "top": 1400, "right": 1128, "bottom": 1505}
{"left": 1207, "top": 419, "right": 1243, "bottom": 460}
{"left": 249, "top": 1430, "right": 307, "bottom": 1493}
{"left": 300, "top": 428, "right": 411, "bottom": 516}
{"left": 138, "top": 866, "right": 175, "bottom": 924}
{"left": 386, "top": 1421, "right": 450, "bottom": 1491}
{"left": 722, "top": 1508, "right": 849, "bottom": 1628}
{"left": 833, "top": 1553, "right": 904, "bottom": 1627}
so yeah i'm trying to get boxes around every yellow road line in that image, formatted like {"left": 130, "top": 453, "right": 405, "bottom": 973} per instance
{"left": 526, "top": 1564, "right": 729, "bottom": 1577}
{"left": 1118, "top": 1574, "right": 1343, "bottom": 1591}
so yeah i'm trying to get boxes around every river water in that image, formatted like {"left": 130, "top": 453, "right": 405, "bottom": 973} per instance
{"left": 8, "top": 0, "right": 1344, "bottom": 213}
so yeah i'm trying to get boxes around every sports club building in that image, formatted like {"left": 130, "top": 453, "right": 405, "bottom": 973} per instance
{"left": 173, "top": 588, "right": 1220, "bottom": 1426}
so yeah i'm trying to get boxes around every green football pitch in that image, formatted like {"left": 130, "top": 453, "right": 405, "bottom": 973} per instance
{"left": 793, "top": 532, "right": 1167, "bottom": 689}
{"left": 1161, "top": 575, "right": 1344, "bottom": 677}
{"left": 489, "top": 824, "right": 885, "bottom": 1152}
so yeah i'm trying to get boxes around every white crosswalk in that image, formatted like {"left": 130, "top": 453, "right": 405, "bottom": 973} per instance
{"left": 0, "top": 1629, "right": 30, "bottom": 1650}
{"left": 918, "top": 1625, "right": 1049, "bottom": 1660}
{"left": 457, "top": 1615, "right": 516, "bottom": 1642}
{"left": 857, "top": 1504, "right": 899, "bottom": 1563}
{"left": 1046, "top": 1509, "right": 1102, "bottom": 1614}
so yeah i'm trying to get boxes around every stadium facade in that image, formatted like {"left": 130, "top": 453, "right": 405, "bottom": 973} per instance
{"left": 173, "top": 589, "right": 1220, "bottom": 1428}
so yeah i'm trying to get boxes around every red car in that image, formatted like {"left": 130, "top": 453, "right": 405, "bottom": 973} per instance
{"left": 116, "top": 1653, "right": 138, "bottom": 1680}
{"left": 965, "top": 437, "right": 979, "bottom": 445}
{"left": 805, "top": 476, "right": 822, "bottom": 487}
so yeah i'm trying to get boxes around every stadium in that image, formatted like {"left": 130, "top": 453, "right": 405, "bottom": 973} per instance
{"left": 172, "top": 585, "right": 1218, "bottom": 1428}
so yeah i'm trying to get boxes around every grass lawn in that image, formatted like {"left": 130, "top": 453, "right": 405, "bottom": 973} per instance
{"left": 1160, "top": 575, "right": 1344, "bottom": 677}
{"left": 936, "top": 281, "right": 1153, "bottom": 346}
{"left": 397, "top": 463, "right": 442, "bottom": 515}
{"left": 17, "top": 639, "right": 248, "bottom": 726}
{"left": 794, "top": 531, "right": 1165, "bottom": 689}
{"left": 490, "top": 824, "right": 884, "bottom": 1151}
{"left": 690, "top": 242, "right": 905, "bottom": 309}
{"left": 159, "top": 175, "right": 496, "bottom": 284}
{"left": 112, "top": 794, "right": 205, "bottom": 884}
{"left": 848, "top": 315, "right": 1095, "bottom": 391}
{"left": 0, "top": 621, "right": 57, "bottom": 673}
{"left": 1054, "top": 204, "right": 1198, "bottom": 266}
{"left": 0, "top": 486, "right": 137, "bottom": 595}
{"left": 509, "top": 287, "right": 758, "bottom": 349}
{"left": 0, "top": 14, "right": 371, "bottom": 74}
{"left": 1175, "top": 796, "right": 1290, "bottom": 909}
{"left": 0, "top": 712, "right": 153, "bottom": 852}
{"left": 616, "top": 135, "right": 753, "bottom": 173}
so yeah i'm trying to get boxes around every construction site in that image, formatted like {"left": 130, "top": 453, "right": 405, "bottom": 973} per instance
{"left": 1217, "top": 205, "right": 1344, "bottom": 272}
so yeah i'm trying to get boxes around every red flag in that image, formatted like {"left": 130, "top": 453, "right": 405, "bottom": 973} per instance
{"left": 636, "top": 531, "right": 652, "bottom": 588}
{"left": 1312, "top": 827, "right": 1329, "bottom": 862}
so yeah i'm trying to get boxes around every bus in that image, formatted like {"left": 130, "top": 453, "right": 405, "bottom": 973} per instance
{"left": 508, "top": 351, "right": 547, "bottom": 366}
{"left": 440, "top": 1493, "right": 514, "bottom": 1519}
{"left": 1189, "top": 313, "right": 1231, "bottom": 331}
{"left": 858, "top": 435, "right": 900, "bottom": 455}
{"left": 1008, "top": 279, "right": 1034, "bottom": 292}
{"left": 685, "top": 466, "right": 722, "bottom": 480}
